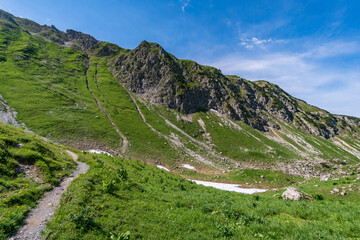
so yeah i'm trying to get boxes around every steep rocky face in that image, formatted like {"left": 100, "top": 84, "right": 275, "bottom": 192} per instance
{"left": 113, "top": 42, "right": 223, "bottom": 109}
{"left": 0, "top": 10, "right": 18, "bottom": 25}
{"left": 12, "top": 15, "right": 98, "bottom": 51}
{"left": 111, "top": 41, "right": 271, "bottom": 130}
{"left": 64, "top": 29, "right": 98, "bottom": 51}
{"left": 108, "top": 40, "right": 360, "bottom": 137}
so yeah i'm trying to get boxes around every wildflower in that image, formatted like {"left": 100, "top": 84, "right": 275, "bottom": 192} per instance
{"left": 18, "top": 191, "right": 23, "bottom": 194}
{"left": 101, "top": 205, "right": 104, "bottom": 208}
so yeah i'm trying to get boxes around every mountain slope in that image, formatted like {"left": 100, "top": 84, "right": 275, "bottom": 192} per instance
{"left": 43, "top": 152, "right": 360, "bottom": 240}
{"left": 0, "top": 121, "right": 76, "bottom": 239}
{"left": 0, "top": 9, "right": 359, "bottom": 178}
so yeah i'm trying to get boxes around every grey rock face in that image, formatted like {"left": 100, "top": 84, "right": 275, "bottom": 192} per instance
{"left": 320, "top": 175, "right": 331, "bottom": 181}
{"left": 0, "top": 95, "right": 21, "bottom": 127}
{"left": 65, "top": 29, "right": 98, "bottom": 51}
{"left": 14, "top": 17, "right": 98, "bottom": 51}
{"left": 282, "top": 187, "right": 303, "bottom": 201}
{"left": 109, "top": 40, "right": 359, "bottom": 136}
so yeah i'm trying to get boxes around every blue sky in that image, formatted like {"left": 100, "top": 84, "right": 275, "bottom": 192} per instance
{"left": 1, "top": 0, "right": 360, "bottom": 117}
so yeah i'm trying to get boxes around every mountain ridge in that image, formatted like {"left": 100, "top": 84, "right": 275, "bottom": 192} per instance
{"left": 0, "top": 9, "right": 360, "bottom": 178}
{"left": 1, "top": 8, "right": 358, "bottom": 139}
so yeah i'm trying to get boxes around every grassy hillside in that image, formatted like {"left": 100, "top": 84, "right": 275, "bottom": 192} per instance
{"left": 0, "top": 17, "right": 121, "bottom": 151}
{"left": 0, "top": 122, "right": 76, "bottom": 239}
{"left": 0, "top": 9, "right": 359, "bottom": 177}
{"left": 43, "top": 152, "right": 360, "bottom": 239}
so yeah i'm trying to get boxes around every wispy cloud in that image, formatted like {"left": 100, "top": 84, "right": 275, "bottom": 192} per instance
{"left": 239, "top": 37, "right": 286, "bottom": 49}
{"left": 209, "top": 40, "right": 360, "bottom": 117}
{"left": 181, "top": 0, "right": 190, "bottom": 12}
{"left": 301, "top": 41, "right": 360, "bottom": 59}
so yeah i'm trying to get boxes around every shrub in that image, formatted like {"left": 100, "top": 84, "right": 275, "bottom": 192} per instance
{"left": 312, "top": 194, "right": 324, "bottom": 200}
{"left": 117, "top": 167, "right": 128, "bottom": 181}
{"left": 102, "top": 179, "right": 116, "bottom": 193}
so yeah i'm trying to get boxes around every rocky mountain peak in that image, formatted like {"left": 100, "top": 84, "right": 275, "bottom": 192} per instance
{"left": 64, "top": 29, "right": 98, "bottom": 51}
{"left": 0, "top": 10, "right": 18, "bottom": 25}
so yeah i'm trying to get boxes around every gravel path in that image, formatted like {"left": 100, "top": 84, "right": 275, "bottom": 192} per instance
{"left": 9, "top": 151, "right": 89, "bottom": 240}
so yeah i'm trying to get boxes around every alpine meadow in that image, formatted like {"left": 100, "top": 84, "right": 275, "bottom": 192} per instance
{"left": 1, "top": 6, "right": 360, "bottom": 240}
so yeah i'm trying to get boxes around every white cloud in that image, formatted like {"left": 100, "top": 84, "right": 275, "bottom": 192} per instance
{"left": 181, "top": 0, "right": 190, "bottom": 12}
{"left": 301, "top": 41, "right": 360, "bottom": 59}
{"left": 209, "top": 40, "right": 360, "bottom": 117}
{"left": 239, "top": 37, "right": 286, "bottom": 49}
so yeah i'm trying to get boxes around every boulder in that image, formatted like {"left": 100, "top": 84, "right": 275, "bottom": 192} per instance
{"left": 331, "top": 187, "right": 340, "bottom": 194}
{"left": 355, "top": 174, "right": 360, "bottom": 181}
{"left": 282, "top": 187, "right": 303, "bottom": 201}
{"left": 320, "top": 174, "right": 330, "bottom": 181}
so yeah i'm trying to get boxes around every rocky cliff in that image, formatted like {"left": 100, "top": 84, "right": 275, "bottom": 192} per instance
{"left": 107, "top": 40, "right": 359, "bottom": 138}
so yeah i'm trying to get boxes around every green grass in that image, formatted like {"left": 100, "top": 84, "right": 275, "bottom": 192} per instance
{"left": 42, "top": 152, "right": 360, "bottom": 239}
{"left": 86, "top": 57, "right": 182, "bottom": 163}
{"left": 279, "top": 122, "right": 360, "bottom": 163}
{"left": 152, "top": 107, "right": 300, "bottom": 163}
{"left": 0, "top": 122, "right": 76, "bottom": 239}
{"left": 0, "top": 23, "right": 120, "bottom": 150}
{"left": 180, "top": 168, "right": 303, "bottom": 188}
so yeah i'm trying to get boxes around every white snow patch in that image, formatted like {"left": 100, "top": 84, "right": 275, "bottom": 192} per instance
{"left": 190, "top": 180, "right": 267, "bottom": 194}
{"left": 181, "top": 164, "right": 197, "bottom": 170}
{"left": 86, "top": 149, "right": 113, "bottom": 156}
{"left": 157, "top": 165, "right": 170, "bottom": 172}
{"left": 210, "top": 109, "right": 221, "bottom": 114}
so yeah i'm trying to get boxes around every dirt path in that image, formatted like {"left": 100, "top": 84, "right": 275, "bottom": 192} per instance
{"left": 85, "top": 66, "right": 130, "bottom": 154}
{"left": 9, "top": 151, "right": 89, "bottom": 240}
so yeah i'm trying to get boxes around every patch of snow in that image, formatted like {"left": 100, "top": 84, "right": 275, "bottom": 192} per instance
{"left": 210, "top": 109, "right": 220, "bottom": 114}
{"left": 86, "top": 149, "right": 113, "bottom": 156}
{"left": 190, "top": 180, "right": 267, "bottom": 194}
{"left": 157, "top": 165, "right": 170, "bottom": 172}
{"left": 181, "top": 164, "right": 197, "bottom": 170}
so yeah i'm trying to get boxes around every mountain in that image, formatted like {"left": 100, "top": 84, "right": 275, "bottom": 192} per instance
{"left": 0, "top": 9, "right": 360, "bottom": 179}
{"left": 2, "top": 9, "right": 360, "bottom": 240}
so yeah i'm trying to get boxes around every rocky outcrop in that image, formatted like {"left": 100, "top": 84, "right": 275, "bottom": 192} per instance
{"left": 64, "top": 29, "right": 98, "bottom": 51}
{"left": 14, "top": 17, "right": 98, "bottom": 51}
{"left": 109, "top": 40, "right": 359, "bottom": 136}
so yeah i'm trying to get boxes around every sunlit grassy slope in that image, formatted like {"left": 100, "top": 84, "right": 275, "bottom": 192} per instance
{"left": 43, "top": 152, "right": 360, "bottom": 240}
{"left": 0, "top": 122, "right": 76, "bottom": 239}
